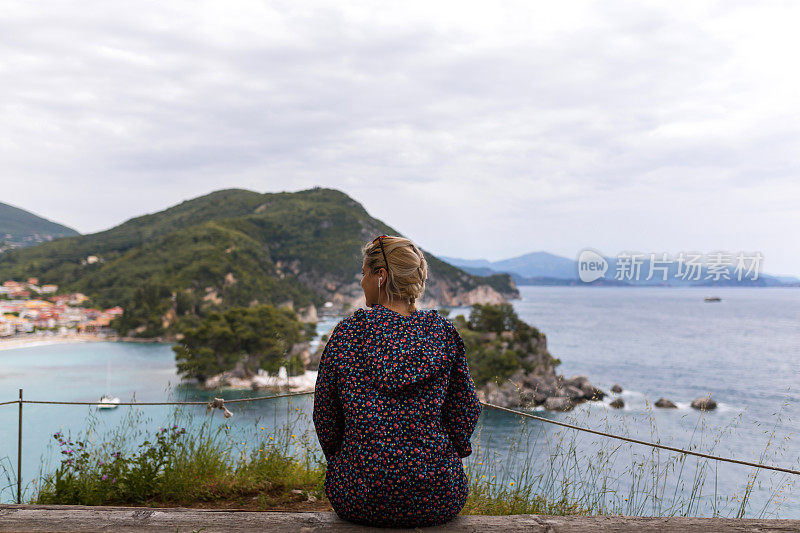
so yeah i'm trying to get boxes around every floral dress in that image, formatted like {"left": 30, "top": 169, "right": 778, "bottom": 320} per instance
{"left": 313, "top": 304, "right": 482, "bottom": 528}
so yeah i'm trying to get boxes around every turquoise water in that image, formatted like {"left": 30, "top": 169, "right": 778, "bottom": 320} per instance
{"left": 1, "top": 287, "right": 798, "bottom": 517}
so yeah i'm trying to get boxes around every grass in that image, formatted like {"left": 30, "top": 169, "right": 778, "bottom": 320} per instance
{"left": 29, "top": 398, "right": 329, "bottom": 511}
{"left": 461, "top": 390, "right": 798, "bottom": 519}
{"left": 1, "top": 390, "right": 797, "bottom": 519}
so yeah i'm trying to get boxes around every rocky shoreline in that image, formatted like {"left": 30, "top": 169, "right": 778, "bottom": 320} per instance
{"left": 478, "top": 371, "right": 606, "bottom": 412}
{"left": 479, "top": 376, "right": 719, "bottom": 413}
{"left": 201, "top": 367, "right": 318, "bottom": 393}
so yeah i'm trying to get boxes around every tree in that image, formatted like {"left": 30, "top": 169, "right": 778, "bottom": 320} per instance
{"left": 467, "top": 302, "right": 519, "bottom": 334}
{"left": 172, "top": 304, "right": 311, "bottom": 382}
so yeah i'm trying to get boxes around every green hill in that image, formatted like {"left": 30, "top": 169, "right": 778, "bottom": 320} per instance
{"left": 0, "top": 201, "right": 79, "bottom": 247}
{"left": 0, "top": 187, "right": 518, "bottom": 337}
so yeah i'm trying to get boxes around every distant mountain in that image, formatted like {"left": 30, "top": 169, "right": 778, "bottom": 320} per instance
{"left": 0, "top": 187, "right": 518, "bottom": 337}
{"left": 441, "top": 252, "right": 577, "bottom": 279}
{"left": 438, "top": 256, "right": 493, "bottom": 269}
{"left": 443, "top": 252, "right": 799, "bottom": 287}
{"left": 0, "top": 202, "right": 79, "bottom": 249}
{"left": 492, "top": 252, "right": 577, "bottom": 279}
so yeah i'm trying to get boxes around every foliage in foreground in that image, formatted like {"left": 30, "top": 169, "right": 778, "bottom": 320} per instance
{"left": 15, "top": 393, "right": 798, "bottom": 519}
{"left": 33, "top": 403, "right": 326, "bottom": 508}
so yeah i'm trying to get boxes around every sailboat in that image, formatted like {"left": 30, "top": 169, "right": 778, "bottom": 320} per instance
{"left": 97, "top": 358, "right": 120, "bottom": 410}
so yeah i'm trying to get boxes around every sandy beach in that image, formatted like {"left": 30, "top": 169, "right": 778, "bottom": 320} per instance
{"left": 0, "top": 333, "right": 109, "bottom": 352}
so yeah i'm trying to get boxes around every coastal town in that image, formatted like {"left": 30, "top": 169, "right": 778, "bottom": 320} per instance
{"left": 0, "top": 277, "right": 122, "bottom": 338}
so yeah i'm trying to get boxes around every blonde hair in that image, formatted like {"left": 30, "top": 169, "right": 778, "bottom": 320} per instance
{"left": 361, "top": 235, "right": 428, "bottom": 312}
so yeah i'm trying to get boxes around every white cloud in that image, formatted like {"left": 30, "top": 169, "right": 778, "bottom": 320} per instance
{"left": 0, "top": 0, "right": 798, "bottom": 274}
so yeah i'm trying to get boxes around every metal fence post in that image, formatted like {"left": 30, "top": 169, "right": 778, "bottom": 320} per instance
{"left": 17, "top": 388, "right": 22, "bottom": 505}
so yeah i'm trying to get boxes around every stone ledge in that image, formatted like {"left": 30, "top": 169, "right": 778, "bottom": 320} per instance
{"left": 1, "top": 505, "right": 798, "bottom": 532}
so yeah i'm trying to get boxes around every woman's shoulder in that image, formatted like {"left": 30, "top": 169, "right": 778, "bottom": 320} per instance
{"left": 330, "top": 307, "right": 369, "bottom": 333}
{"left": 425, "top": 308, "right": 456, "bottom": 329}
{"left": 334, "top": 306, "right": 448, "bottom": 328}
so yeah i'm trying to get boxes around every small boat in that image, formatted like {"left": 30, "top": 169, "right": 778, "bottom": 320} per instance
{"left": 97, "top": 358, "right": 119, "bottom": 409}
{"left": 97, "top": 394, "right": 120, "bottom": 409}
{"left": 704, "top": 296, "right": 722, "bottom": 302}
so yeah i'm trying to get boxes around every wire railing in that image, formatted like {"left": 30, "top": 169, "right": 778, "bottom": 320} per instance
{"left": 2, "top": 388, "right": 799, "bottom": 505}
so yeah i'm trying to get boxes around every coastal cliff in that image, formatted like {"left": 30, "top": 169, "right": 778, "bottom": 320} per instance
{"left": 449, "top": 303, "right": 604, "bottom": 411}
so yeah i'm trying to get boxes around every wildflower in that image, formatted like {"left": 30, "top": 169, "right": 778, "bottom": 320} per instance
{"left": 102, "top": 474, "right": 108, "bottom": 481}
{"left": 260, "top": 427, "right": 265, "bottom": 430}
{"left": 482, "top": 475, "right": 486, "bottom": 478}
{"left": 510, "top": 482, "right": 515, "bottom": 486}
{"left": 291, "top": 434, "right": 296, "bottom": 438}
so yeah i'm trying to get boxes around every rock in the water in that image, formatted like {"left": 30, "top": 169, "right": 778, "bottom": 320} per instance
{"left": 557, "top": 386, "right": 586, "bottom": 401}
{"left": 583, "top": 386, "right": 606, "bottom": 401}
{"left": 564, "top": 375, "right": 591, "bottom": 389}
{"left": 523, "top": 375, "right": 556, "bottom": 403}
{"left": 655, "top": 398, "right": 678, "bottom": 409}
{"left": 690, "top": 397, "right": 717, "bottom": 411}
{"left": 563, "top": 376, "right": 605, "bottom": 402}
{"left": 611, "top": 384, "right": 623, "bottom": 394}
{"left": 545, "top": 397, "right": 574, "bottom": 412}
{"left": 609, "top": 398, "right": 625, "bottom": 409}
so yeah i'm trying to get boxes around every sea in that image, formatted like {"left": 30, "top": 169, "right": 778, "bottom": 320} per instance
{"left": 1, "top": 286, "right": 798, "bottom": 517}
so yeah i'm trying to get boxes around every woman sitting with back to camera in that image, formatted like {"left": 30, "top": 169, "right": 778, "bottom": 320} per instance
{"left": 313, "top": 234, "right": 482, "bottom": 528}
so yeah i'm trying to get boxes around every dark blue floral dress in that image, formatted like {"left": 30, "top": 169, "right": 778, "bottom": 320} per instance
{"left": 313, "top": 304, "right": 482, "bottom": 528}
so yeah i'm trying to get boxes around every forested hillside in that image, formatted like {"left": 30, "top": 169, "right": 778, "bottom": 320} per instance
{"left": 0, "top": 187, "right": 517, "bottom": 337}
{"left": 0, "top": 201, "right": 79, "bottom": 248}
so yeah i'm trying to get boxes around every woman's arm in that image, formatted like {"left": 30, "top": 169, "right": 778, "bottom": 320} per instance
{"left": 313, "top": 323, "right": 346, "bottom": 462}
{"left": 441, "top": 324, "right": 482, "bottom": 458}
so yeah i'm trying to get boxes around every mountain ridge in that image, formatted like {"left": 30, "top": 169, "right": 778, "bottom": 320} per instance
{"left": 0, "top": 201, "right": 79, "bottom": 249}
{"left": 0, "top": 187, "right": 518, "bottom": 336}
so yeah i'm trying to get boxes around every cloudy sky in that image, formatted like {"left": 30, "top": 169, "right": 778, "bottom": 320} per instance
{"left": 2, "top": 1, "right": 799, "bottom": 275}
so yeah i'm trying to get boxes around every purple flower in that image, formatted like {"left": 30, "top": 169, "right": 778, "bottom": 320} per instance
{"left": 111, "top": 477, "right": 116, "bottom": 484}
{"left": 101, "top": 474, "right": 108, "bottom": 481}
